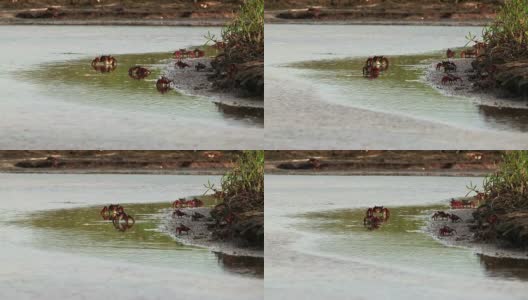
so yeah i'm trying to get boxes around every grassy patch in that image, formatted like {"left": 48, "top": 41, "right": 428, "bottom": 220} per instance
{"left": 480, "top": 151, "right": 528, "bottom": 211}
{"left": 483, "top": 0, "right": 528, "bottom": 60}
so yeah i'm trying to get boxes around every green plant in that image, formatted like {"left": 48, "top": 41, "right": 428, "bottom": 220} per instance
{"left": 206, "top": 0, "right": 264, "bottom": 63}
{"left": 483, "top": 0, "right": 528, "bottom": 60}
{"left": 478, "top": 151, "right": 528, "bottom": 211}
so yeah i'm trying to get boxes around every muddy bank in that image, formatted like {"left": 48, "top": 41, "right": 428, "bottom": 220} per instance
{"left": 265, "top": 150, "right": 501, "bottom": 175}
{"left": 163, "top": 57, "right": 263, "bottom": 115}
{"left": 0, "top": 1, "right": 239, "bottom": 25}
{"left": 425, "top": 206, "right": 528, "bottom": 259}
{"left": 425, "top": 58, "right": 528, "bottom": 109}
{"left": 0, "top": 150, "right": 238, "bottom": 174}
{"left": 265, "top": 0, "right": 497, "bottom": 25}
{"left": 160, "top": 206, "right": 263, "bottom": 258}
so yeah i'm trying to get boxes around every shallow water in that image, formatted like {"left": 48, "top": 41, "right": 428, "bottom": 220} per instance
{"left": 265, "top": 175, "right": 528, "bottom": 299}
{"left": 265, "top": 25, "right": 528, "bottom": 146}
{"left": 0, "top": 26, "right": 262, "bottom": 149}
{"left": 0, "top": 173, "right": 263, "bottom": 299}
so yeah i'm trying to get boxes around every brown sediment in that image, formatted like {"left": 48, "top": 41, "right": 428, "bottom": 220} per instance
{"left": 164, "top": 57, "right": 264, "bottom": 123}
{"left": 162, "top": 206, "right": 264, "bottom": 258}
{"left": 0, "top": 150, "right": 239, "bottom": 174}
{"left": 265, "top": 150, "right": 502, "bottom": 175}
{"left": 426, "top": 205, "right": 528, "bottom": 259}
{"left": 265, "top": 1, "right": 498, "bottom": 25}
{"left": 425, "top": 57, "right": 528, "bottom": 109}
{"left": 0, "top": 1, "right": 240, "bottom": 25}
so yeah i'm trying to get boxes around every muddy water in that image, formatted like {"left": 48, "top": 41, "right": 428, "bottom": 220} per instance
{"left": 0, "top": 26, "right": 262, "bottom": 149}
{"left": 265, "top": 175, "right": 528, "bottom": 300}
{"left": 0, "top": 173, "right": 263, "bottom": 300}
{"left": 265, "top": 25, "right": 528, "bottom": 148}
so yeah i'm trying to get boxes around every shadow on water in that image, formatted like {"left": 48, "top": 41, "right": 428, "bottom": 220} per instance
{"left": 288, "top": 54, "right": 528, "bottom": 132}
{"left": 479, "top": 254, "right": 528, "bottom": 280}
{"left": 15, "top": 51, "right": 262, "bottom": 126}
{"left": 13, "top": 201, "right": 262, "bottom": 277}
{"left": 296, "top": 205, "right": 528, "bottom": 281}
{"left": 215, "top": 252, "right": 264, "bottom": 278}
{"left": 478, "top": 105, "right": 528, "bottom": 132}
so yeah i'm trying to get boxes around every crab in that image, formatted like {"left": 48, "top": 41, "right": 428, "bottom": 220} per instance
{"left": 487, "top": 214, "right": 498, "bottom": 225}
{"left": 112, "top": 211, "right": 135, "bottom": 231}
{"left": 366, "top": 206, "right": 390, "bottom": 219}
{"left": 188, "top": 199, "right": 204, "bottom": 208}
{"left": 101, "top": 204, "right": 124, "bottom": 220}
{"left": 195, "top": 62, "right": 207, "bottom": 72}
{"left": 156, "top": 76, "right": 173, "bottom": 94}
{"left": 193, "top": 48, "right": 205, "bottom": 58}
{"left": 174, "top": 49, "right": 192, "bottom": 59}
{"left": 128, "top": 66, "right": 151, "bottom": 80}
{"left": 436, "top": 61, "right": 457, "bottom": 73}
{"left": 439, "top": 225, "right": 456, "bottom": 236}
{"left": 176, "top": 60, "right": 191, "bottom": 69}
{"left": 92, "top": 64, "right": 116, "bottom": 73}
{"left": 362, "top": 56, "right": 389, "bottom": 79}
{"left": 91, "top": 55, "right": 117, "bottom": 67}
{"left": 363, "top": 216, "right": 382, "bottom": 229}
{"left": 461, "top": 49, "right": 477, "bottom": 58}
{"left": 172, "top": 198, "right": 188, "bottom": 208}
{"left": 191, "top": 212, "right": 206, "bottom": 221}
{"left": 432, "top": 211, "right": 450, "bottom": 221}
{"left": 446, "top": 49, "right": 456, "bottom": 58}
{"left": 450, "top": 199, "right": 464, "bottom": 209}
{"left": 449, "top": 214, "right": 462, "bottom": 223}
{"left": 173, "top": 209, "right": 187, "bottom": 218}
{"left": 176, "top": 224, "right": 191, "bottom": 235}
{"left": 441, "top": 75, "right": 462, "bottom": 85}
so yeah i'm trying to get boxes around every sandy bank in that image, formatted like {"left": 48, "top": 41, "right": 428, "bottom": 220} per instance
{"left": 163, "top": 57, "right": 263, "bottom": 113}
{"left": 265, "top": 74, "right": 528, "bottom": 149}
{"left": 424, "top": 58, "right": 528, "bottom": 109}
{"left": 425, "top": 206, "right": 528, "bottom": 260}
{"left": 160, "top": 207, "right": 263, "bottom": 258}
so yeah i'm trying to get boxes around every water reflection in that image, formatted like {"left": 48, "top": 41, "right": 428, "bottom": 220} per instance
{"left": 479, "top": 254, "right": 528, "bottom": 280}
{"left": 290, "top": 54, "right": 528, "bottom": 133}
{"left": 478, "top": 105, "right": 528, "bottom": 132}
{"left": 215, "top": 252, "right": 264, "bottom": 278}
{"left": 92, "top": 64, "right": 117, "bottom": 73}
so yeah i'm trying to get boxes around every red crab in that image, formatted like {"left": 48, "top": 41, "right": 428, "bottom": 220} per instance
{"left": 173, "top": 209, "right": 187, "bottom": 218}
{"left": 176, "top": 60, "right": 190, "bottom": 69}
{"left": 449, "top": 214, "right": 462, "bottom": 223}
{"left": 441, "top": 75, "right": 462, "bottom": 85}
{"left": 446, "top": 49, "right": 456, "bottom": 58}
{"left": 128, "top": 66, "right": 151, "bottom": 80}
{"left": 439, "top": 225, "right": 456, "bottom": 236}
{"left": 432, "top": 211, "right": 450, "bottom": 221}
{"left": 176, "top": 224, "right": 191, "bottom": 235}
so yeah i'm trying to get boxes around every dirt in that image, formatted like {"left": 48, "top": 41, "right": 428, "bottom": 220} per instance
{"left": 0, "top": 1, "right": 242, "bottom": 25}
{"left": 265, "top": 0, "right": 500, "bottom": 25}
{"left": 425, "top": 204, "right": 528, "bottom": 259}
{"left": 0, "top": 150, "right": 239, "bottom": 174}
{"left": 425, "top": 56, "right": 528, "bottom": 109}
{"left": 265, "top": 150, "right": 503, "bottom": 175}
{"left": 163, "top": 56, "right": 263, "bottom": 115}
{"left": 160, "top": 205, "right": 263, "bottom": 257}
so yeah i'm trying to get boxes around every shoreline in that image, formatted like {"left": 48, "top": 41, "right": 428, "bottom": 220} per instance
{"left": 0, "top": 18, "right": 227, "bottom": 26}
{"left": 424, "top": 58, "right": 528, "bottom": 109}
{"left": 163, "top": 57, "right": 264, "bottom": 112}
{"left": 265, "top": 169, "right": 490, "bottom": 177}
{"left": 160, "top": 206, "right": 263, "bottom": 258}
{"left": 424, "top": 205, "right": 528, "bottom": 260}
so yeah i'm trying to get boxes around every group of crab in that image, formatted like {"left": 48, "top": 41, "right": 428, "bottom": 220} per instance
{"left": 90, "top": 46, "right": 212, "bottom": 94}
{"left": 439, "top": 42, "right": 489, "bottom": 85}
{"left": 363, "top": 206, "right": 390, "bottom": 230}
{"left": 431, "top": 211, "right": 459, "bottom": 236}
{"left": 100, "top": 204, "right": 135, "bottom": 232}
{"left": 171, "top": 198, "right": 206, "bottom": 235}
{"left": 362, "top": 56, "right": 389, "bottom": 79}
